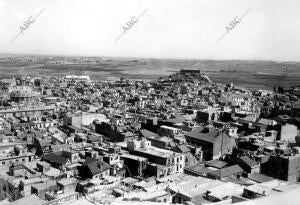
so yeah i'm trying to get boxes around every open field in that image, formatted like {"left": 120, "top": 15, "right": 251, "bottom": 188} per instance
{"left": 0, "top": 55, "right": 299, "bottom": 90}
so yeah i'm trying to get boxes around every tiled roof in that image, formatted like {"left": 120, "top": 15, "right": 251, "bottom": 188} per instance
{"left": 205, "top": 159, "right": 228, "bottom": 169}
{"left": 86, "top": 160, "right": 110, "bottom": 176}
{"left": 140, "top": 129, "right": 158, "bottom": 138}
{"left": 238, "top": 156, "right": 259, "bottom": 168}
{"left": 185, "top": 164, "right": 210, "bottom": 175}
{"left": 83, "top": 156, "right": 98, "bottom": 165}
{"left": 176, "top": 144, "right": 191, "bottom": 153}
{"left": 42, "top": 153, "right": 69, "bottom": 165}
{"left": 248, "top": 173, "right": 274, "bottom": 183}
{"left": 209, "top": 165, "right": 243, "bottom": 178}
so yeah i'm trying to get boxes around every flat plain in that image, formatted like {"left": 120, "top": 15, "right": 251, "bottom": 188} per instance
{"left": 0, "top": 54, "right": 299, "bottom": 90}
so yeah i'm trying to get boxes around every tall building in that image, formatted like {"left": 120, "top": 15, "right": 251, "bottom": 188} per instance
{"left": 185, "top": 126, "right": 236, "bottom": 161}
{"left": 260, "top": 149, "right": 300, "bottom": 182}
{"left": 127, "top": 139, "right": 185, "bottom": 178}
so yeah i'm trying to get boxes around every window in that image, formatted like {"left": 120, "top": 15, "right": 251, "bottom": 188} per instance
{"left": 2, "top": 162, "right": 5, "bottom": 165}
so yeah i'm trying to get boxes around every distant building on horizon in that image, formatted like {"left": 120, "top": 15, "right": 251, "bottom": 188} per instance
{"left": 65, "top": 75, "right": 91, "bottom": 84}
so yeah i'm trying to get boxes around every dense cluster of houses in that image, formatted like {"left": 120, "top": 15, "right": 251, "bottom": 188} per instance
{"left": 0, "top": 70, "right": 300, "bottom": 205}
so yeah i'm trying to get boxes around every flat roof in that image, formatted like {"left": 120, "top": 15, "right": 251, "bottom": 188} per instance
{"left": 136, "top": 146, "right": 183, "bottom": 158}
{"left": 168, "top": 177, "right": 225, "bottom": 198}
{"left": 58, "top": 178, "right": 78, "bottom": 186}
{"left": 235, "top": 186, "right": 300, "bottom": 205}
{"left": 0, "top": 106, "right": 55, "bottom": 114}
{"left": 121, "top": 177, "right": 139, "bottom": 185}
{"left": 125, "top": 190, "right": 168, "bottom": 200}
{"left": 207, "top": 182, "right": 244, "bottom": 199}
{"left": 160, "top": 125, "right": 180, "bottom": 130}
{"left": 157, "top": 173, "right": 197, "bottom": 183}
{"left": 59, "top": 198, "right": 94, "bottom": 205}
{"left": 31, "top": 180, "right": 57, "bottom": 190}
{"left": 10, "top": 194, "right": 46, "bottom": 205}
{"left": 121, "top": 153, "right": 147, "bottom": 161}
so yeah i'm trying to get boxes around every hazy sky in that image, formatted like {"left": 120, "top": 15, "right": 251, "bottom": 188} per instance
{"left": 1, "top": 0, "right": 300, "bottom": 61}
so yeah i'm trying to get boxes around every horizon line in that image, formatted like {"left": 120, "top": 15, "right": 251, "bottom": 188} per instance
{"left": 0, "top": 52, "right": 299, "bottom": 64}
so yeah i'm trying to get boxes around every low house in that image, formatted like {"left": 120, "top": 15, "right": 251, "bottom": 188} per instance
{"left": 31, "top": 180, "right": 57, "bottom": 198}
{"left": 207, "top": 165, "right": 244, "bottom": 180}
{"left": 205, "top": 159, "right": 228, "bottom": 169}
{"left": 123, "top": 190, "right": 171, "bottom": 203}
{"left": 168, "top": 177, "right": 225, "bottom": 204}
{"left": 236, "top": 156, "right": 260, "bottom": 174}
{"left": 247, "top": 173, "right": 274, "bottom": 183}
{"left": 205, "top": 182, "right": 244, "bottom": 202}
{"left": 185, "top": 127, "right": 236, "bottom": 160}
{"left": 78, "top": 158, "right": 110, "bottom": 179}
{"left": 121, "top": 153, "right": 148, "bottom": 177}
{"left": 184, "top": 164, "right": 211, "bottom": 177}
{"left": 9, "top": 194, "right": 46, "bottom": 205}
{"left": 57, "top": 178, "right": 78, "bottom": 194}
{"left": 42, "top": 152, "right": 71, "bottom": 170}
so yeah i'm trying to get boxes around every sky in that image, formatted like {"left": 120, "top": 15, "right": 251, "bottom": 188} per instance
{"left": 1, "top": 0, "right": 300, "bottom": 61}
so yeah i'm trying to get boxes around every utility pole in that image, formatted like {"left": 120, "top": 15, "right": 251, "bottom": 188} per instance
{"left": 221, "top": 127, "right": 224, "bottom": 157}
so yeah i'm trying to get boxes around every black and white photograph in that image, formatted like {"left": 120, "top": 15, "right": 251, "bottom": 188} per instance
{"left": 0, "top": 0, "right": 300, "bottom": 204}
